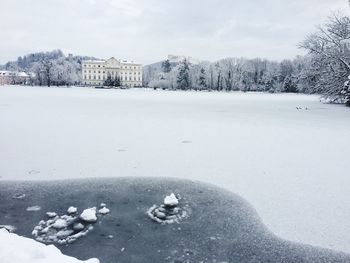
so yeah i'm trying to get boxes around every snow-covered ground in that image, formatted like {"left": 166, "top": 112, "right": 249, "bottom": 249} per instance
{"left": 0, "top": 229, "right": 99, "bottom": 263}
{"left": 0, "top": 86, "right": 350, "bottom": 253}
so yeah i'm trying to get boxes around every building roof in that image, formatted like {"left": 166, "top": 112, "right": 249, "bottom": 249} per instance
{"left": 83, "top": 57, "right": 142, "bottom": 65}
{"left": 0, "top": 71, "right": 29, "bottom": 77}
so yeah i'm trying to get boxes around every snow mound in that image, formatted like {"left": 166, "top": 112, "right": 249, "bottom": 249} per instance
{"left": 80, "top": 208, "right": 97, "bottom": 223}
{"left": 32, "top": 209, "right": 94, "bottom": 244}
{"left": 46, "top": 212, "right": 57, "bottom": 218}
{"left": 32, "top": 205, "right": 111, "bottom": 245}
{"left": 52, "top": 219, "right": 68, "bottom": 229}
{"left": 164, "top": 193, "right": 179, "bottom": 206}
{"left": 0, "top": 225, "right": 16, "bottom": 232}
{"left": 67, "top": 206, "right": 78, "bottom": 214}
{"left": 147, "top": 193, "right": 190, "bottom": 224}
{"left": 98, "top": 207, "right": 110, "bottom": 215}
{"left": 0, "top": 228, "right": 99, "bottom": 263}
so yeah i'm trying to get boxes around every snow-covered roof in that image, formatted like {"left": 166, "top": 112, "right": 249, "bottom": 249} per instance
{"left": 0, "top": 71, "right": 29, "bottom": 77}
{"left": 83, "top": 60, "right": 105, "bottom": 64}
{"left": 83, "top": 58, "right": 141, "bottom": 65}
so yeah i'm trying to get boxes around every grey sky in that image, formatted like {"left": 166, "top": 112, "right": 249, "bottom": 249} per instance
{"left": 0, "top": 0, "right": 349, "bottom": 64}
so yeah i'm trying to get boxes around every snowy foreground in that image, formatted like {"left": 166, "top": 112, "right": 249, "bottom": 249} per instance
{"left": 1, "top": 86, "right": 350, "bottom": 253}
{"left": 0, "top": 229, "right": 99, "bottom": 263}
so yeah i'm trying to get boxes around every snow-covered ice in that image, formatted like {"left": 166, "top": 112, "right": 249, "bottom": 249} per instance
{"left": 0, "top": 229, "right": 99, "bottom": 263}
{"left": 80, "top": 208, "right": 97, "bottom": 223}
{"left": 1, "top": 86, "right": 350, "bottom": 253}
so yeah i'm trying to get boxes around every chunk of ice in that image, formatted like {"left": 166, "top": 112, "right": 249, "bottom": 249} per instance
{"left": 80, "top": 208, "right": 97, "bottom": 223}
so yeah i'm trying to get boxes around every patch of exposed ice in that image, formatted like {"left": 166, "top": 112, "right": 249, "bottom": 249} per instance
{"left": 80, "top": 207, "right": 97, "bottom": 223}
{"left": 26, "top": 206, "right": 41, "bottom": 212}
{"left": 100, "top": 203, "right": 106, "bottom": 207}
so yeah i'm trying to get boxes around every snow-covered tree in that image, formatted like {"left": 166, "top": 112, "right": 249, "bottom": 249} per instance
{"left": 161, "top": 59, "right": 171, "bottom": 74}
{"left": 198, "top": 68, "right": 207, "bottom": 90}
{"left": 300, "top": 13, "right": 350, "bottom": 105}
{"left": 176, "top": 59, "right": 190, "bottom": 90}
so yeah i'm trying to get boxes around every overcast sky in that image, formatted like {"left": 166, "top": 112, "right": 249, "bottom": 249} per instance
{"left": 0, "top": 0, "right": 349, "bottom": 65}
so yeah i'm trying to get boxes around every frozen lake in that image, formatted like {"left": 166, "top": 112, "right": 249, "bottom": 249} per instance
{"left": 0, "top": 86, "right": 350, "bottom": 253}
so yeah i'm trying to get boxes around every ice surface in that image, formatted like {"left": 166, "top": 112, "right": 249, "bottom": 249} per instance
{"left": 2, "top": 178, "right": 349, "bottom": 262}
{"left": 0, "top": 86, "right": 350, "bottom": 253}
{"left": 0, "top": 229, "right": 99, "bottom": 263}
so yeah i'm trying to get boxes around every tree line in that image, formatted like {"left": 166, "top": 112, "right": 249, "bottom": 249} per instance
{"left": 4, "top": 50, "right": 92, "bottom": 87}
{"left": 145, "top": 13, "right": 350, "bottom": 106}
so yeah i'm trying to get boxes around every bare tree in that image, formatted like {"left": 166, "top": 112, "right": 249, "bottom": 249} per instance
{"left": 300, "top": 13, "right": 350, "bottom": 104}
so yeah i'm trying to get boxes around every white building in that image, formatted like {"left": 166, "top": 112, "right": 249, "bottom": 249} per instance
{"left": 82, "top": 57, "right": 142, "bottom": 87}
{"left": 0, "top": 71, "right": 30, "bottom": 85}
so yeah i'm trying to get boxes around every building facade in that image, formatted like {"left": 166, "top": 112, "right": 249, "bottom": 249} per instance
{"left": 0, "top": 71, "right": 30, "bottom": 85}
{"left": 82, "top": 57, "right": 142, "bottom": 87}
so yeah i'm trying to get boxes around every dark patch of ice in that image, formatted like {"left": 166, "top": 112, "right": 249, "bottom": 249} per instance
{"left": 1, "top": 178, "right": 349, "bottom": 263}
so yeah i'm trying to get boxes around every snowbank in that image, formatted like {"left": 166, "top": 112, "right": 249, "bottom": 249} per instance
{"left": 0, "top": 229, "right": 99, "bottom": 263}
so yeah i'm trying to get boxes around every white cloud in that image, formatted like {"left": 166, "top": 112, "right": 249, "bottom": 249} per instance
{"left": 0, "top": 0, "right": 349, "bottom": 64}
